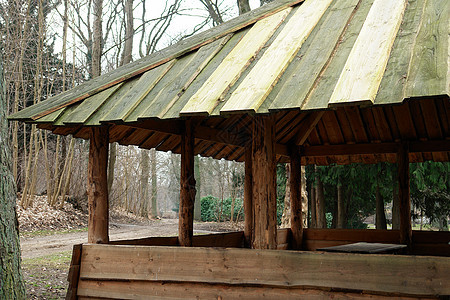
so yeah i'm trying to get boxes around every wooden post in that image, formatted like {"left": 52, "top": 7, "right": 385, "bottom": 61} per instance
{"left": 252, "top": 116, "right": 277, "bottom": 249}
{"left": 398, "top": 142, "right": 412, "bottom": 248}
{"left": 88, "top": 126, "right": 109, "bottom": 244}
{"left": 179, "top": 119, "right": 196, "bottom": 247}
{"left": 289, "top": 146, "right": 303, "bottom": 250}
{"left": 244, "top": 144, "right": 253, "bottom": 248}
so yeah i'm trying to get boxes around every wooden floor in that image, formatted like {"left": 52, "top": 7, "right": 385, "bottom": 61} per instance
{"left": 67, "top": 229, "right": 450, "bottom": 299}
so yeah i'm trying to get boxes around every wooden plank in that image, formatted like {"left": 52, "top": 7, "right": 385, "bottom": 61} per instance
{"left": 329, "top": 0, "right": 407, "bottom": 107}
{"left": 222, "top": 0, "right": 333, "bottom": 114}
{"left": 65, "top": 244, "right": 82, "bottom": 300}
{"left": 180, "top": 8, "right": 291, "bottom": 116}
{"left": 192, "top": 232, "right": 244, "bottom": 248}
{"left": 63, "top": 84, "right": 123, "bottom": 124}
{"left": 76, "top": 279, "right": 436, "bottom": 300}
{"left": 87, "top": 127, "right": 109, "bottom": 244}
{"left": 79, "top": 244, "right": 450, "bottom": 296}
{"left": 374, "top": 0, "right": 426, "bottom": 105}
{"left": 179, "top": 119, "right": 195, "bottom": 247}
{"left": 101, "top": 61, "right": 176, "bottom": 122}
{"left": 138, "top": 35, "right": 232, "bottom": 120}
{"left": 10, "top": 0, "right": 305, "bottom": 122}
{"left": 303, "top": 228, "right": 400, "bottom": 243}
{"left": 110, "top": 236, "right": 178, "bottom": 246}
{"left": 269, "top": 0, "right": 359, "bottom": 111}
{"left": 302, "top": 0, "right": 375, "bottom": 110}
{"left": 84, "top": 77, "right": 140, "bottom": 126}
{"left": 35, "top": 108, "right": 64, "bottom": 123}
{"left": 251, "top": 116, "right": 277, "bottom": 249}
{"left": 405, "top": 0, "right": 449, "bottom": 98}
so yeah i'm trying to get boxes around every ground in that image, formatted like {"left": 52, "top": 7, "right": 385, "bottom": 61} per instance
{"left": 18, "top": 200, "right": 243, "bottom": 299}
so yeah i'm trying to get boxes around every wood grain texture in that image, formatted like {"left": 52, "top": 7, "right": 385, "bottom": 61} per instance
{"left": 269, "top": 0, "right": 359, "bottom": 110}
{"left": 180, "top": 8, "right": 291, "bottom": 116}
{"left": 10, "top": 0, "right": 304, "bottom": 121}
{"left": 289, "top": 146, "right": 303, "bottom": 250}
{"left": 374, "top": 0, "right": 425, "bottom": 105}
{"left": 251, "top": 116, "right": 277, "bottom": 249}
{"left": 405, "top": 0, "right": 449, "bottom": 98}
{"left": 101, "top": 60, "right": 176, "bottom": 122}
{"left": 244, "top": 144, "right": 253, "bottom": 248}
{"left": 179, "top": 119, "right": 196, "bottom": 247}
{"left": 329, "top": 0, "right": 407, "bottom": 107}
{"left": 79, "top": 244, "right": 450, "bottom": 296}
{"left": 302, "top": 0, "right": 375, "bottom": 110}
{"left": 87, "top": 127, "right": 109, "bottom": 244}
{"left": 222, "top": 0, "right": 333, "bottom": 114}
{"left": 63, "top": 84, "right": 123, "bottom": 124}
{"left": 76, "top": 279, "right": 438, "bottom": 300}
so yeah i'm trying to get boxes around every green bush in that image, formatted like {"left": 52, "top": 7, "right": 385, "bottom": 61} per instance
{"left": 200, "top": 195, "right": 243, "bottom": 222}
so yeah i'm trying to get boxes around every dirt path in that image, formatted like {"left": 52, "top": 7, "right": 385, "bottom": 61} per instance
{"left": 21, "top": 219, "right": 219, "bottom": 259}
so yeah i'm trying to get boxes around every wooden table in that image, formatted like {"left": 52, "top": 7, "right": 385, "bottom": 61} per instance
{"left": 317, "top": 242, "right": 407, "bottom": 254}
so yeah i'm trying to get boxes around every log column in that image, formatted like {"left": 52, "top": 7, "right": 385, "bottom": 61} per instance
{"left": 289, "top": 146, "right": 303, "bottom": 250}
{"left": 179, "top": 119, "right": 196, "bottom": 247}
{"left": 88, "top": 126, "right": 109, "bottom": 244}
{"left": 252, "top": 116, "right": 277, "bottom": 249}
{"left": 398, "top": 141, "right": 412, "bottom": 248}
{"left": 244, "top": 144, "right": 253, "bottom": 248}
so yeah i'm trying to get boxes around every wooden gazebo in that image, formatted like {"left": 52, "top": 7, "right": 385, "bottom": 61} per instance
{"left": 10, "top": 0, "right": 449, "bottom": 298}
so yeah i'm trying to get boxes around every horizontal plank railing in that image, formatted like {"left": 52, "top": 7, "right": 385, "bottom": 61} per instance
{"left": 77, "top": 244, "right": 450, "bottom": 299}
{"left": 109, "top": 228, "right": 449, "bottom": 256}
{"left": 303, "top": 228, "right": 450, "bottom": 256}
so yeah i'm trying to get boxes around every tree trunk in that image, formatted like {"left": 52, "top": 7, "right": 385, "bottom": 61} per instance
{"left": 375, "top": 183, "right": 387, "bottom": 230}
{"left": 107, "top": 143, "right": 117, "bottom": 193}
{"left": 337, "top": 182, "right": 345, "bottom": 228}
{"left": 92, "top": 0, "right": 103, "bottom": 77}
{"left": 140, "top": 149, "right": 149, "bottom": 218}
{"left": 398, "top": 142, "right": 411, "bottom": 247}
{"left": 310, "top": 181, "right": 317, "bottom": 228}
{"left": 150, "top": 148, "right": 158, "bottom": 218}
{"left": 237, "top": 0, "right": 251, "bottom": 14}
{"left": 280, "top": 163, "right": 291, "bottom": 228}
{"left": 244, "top": 144, "right": 253, "bottom": 247}
{"left": 290, "top": 148, "right": 303, "bottom": 250}
{"left": 316, "top": 176, "right": 326, "bottom": 228}
{"left": 0, "top": 54, "right": 26, "bottom": 299}
{"left": 392, "top": 165, "right": 400, "bottom": 230}
{"left": 194, "top": 155, "right": 201, "bottom": 221}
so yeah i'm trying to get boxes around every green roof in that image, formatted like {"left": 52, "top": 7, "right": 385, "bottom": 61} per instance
{"left": 9, "top": 0, "right": 449, "bottom": 124}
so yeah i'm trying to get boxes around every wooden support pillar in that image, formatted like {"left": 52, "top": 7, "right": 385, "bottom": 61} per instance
{"left": 289, "top": 146, "right": 303, "bottom": 250}
{"left": 179, "top": 119, "right": 196, "bottom": 247}
{"left": 88, "top": 126, "right": 109, "bottom": 244}
{"left": 398, "top": 142, "right": 412, "bottom": 248}
{"left": 244, "top": 144, "right": 253, "bottom": 248}
{"left": 252, "top": 116, "right": 277, "bottom": 249}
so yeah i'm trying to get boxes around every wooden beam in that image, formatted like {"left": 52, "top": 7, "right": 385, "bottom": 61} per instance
{"left": 179, "top": 119, "right": 196, "bottom": 246}
{"left": 80, "top": 244, "right": 450, "bottom": 296}
{"left": 244, "top": 144, "right": 253, "bottom": 248}
{"left": 302, "top": 140, "right": 450, "bottom": 157}
{"left": 398, "top": 141, "right": 412, "bottom": 248}
{"left": 292, "top": 111, "right": 324, "bottom": 145}
{"left": 88, "top": 126, "right": 109, "bottom": 244}
{"left": 252, "top": 116, "right": 277, "bottom": 249}
{"left": 289, "top": 145, "right": 303, "bottom": 250}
